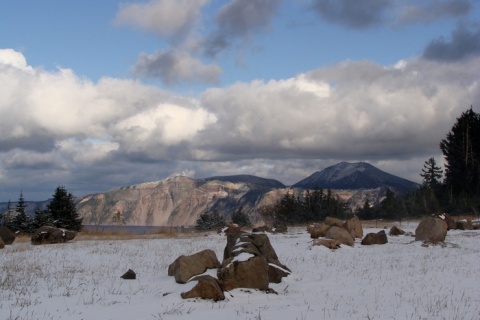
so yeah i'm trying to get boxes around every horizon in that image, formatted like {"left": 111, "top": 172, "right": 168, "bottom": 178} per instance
{"left": 1, "top": 1, "right": 480, "bottom": 201}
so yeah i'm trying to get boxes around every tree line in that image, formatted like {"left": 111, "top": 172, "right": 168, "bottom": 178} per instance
{"left": 0, "top": 186, "right": 83, "bottom": 233}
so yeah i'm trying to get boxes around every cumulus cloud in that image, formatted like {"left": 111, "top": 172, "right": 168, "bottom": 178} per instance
{"left": 397, "top": 0, "right": 471, "bottom": 24}
{"left": 203, "top": 0, "right": 282, "bottom": 56}
{"left": 1, "top": 48, "right": 479, "bottom": 199}
{"left": 132, "top": 50, "right": 222, "bottom": 85}
{"left": 114, "top": 0, "right": 208, "bottom": 42}
{"left": 422, "top": 24, "right": 480, "bottom": 61}
{"left": 310, "top": 0, "right": 393, "bottom": 29}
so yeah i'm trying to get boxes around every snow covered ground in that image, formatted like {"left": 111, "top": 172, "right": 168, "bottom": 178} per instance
{"left": 1, "top": 223, "right": 479, "bottom": 320}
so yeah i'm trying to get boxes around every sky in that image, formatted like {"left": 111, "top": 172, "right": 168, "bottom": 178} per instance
{"left": 1, "top": 0, "right": 480, "bottom": 201}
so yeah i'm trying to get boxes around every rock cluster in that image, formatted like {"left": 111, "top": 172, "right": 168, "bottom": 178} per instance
{"left": 308, "top": 216, "right": 362, "bottom": 248}
{"left": 168, "top": 231, "right": 290, "bottom": 301}
{"left": 31, "top": 226, "right": 77, "bottom": 245}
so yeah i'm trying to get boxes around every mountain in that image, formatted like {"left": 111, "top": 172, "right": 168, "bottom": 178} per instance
{"left": 77, "top": 175, "right": 283, "bottom": 227}
{"left": 292, "top": 162, "right": 419, "bottom": 194}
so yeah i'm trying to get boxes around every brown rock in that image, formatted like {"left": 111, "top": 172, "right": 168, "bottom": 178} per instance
{"left": 181, "top": 275, "right": 225, "bottom": 301}
{"left": 273, "top": 223, "right": 288, "bottom": 233}
{"left": 389, "top": 225, "right": 405, "bottom": 236}
{"left": 324, "top": 217, "right": 345, "bottom": 228}
{"left": 343, "top": 216, "right": 363, "bottom": 239}
{"left": 121, "top": 269, "right": 136, "bottom": 280}
{"left": 457, "top": 219, "right": 473, "bottom": 230}
{"left": 325, "top": 226, "right": 354, "bottom": 247}
{"left": 312, "top": 239, "right": 341, "bottom": 249}
{"left": 361, "top": 230, "right": 388, "bottom": 245}
{"left": 218, "top": 255, "right": 270, "bottom": 291}
{"left": 31, "top": 226, "right": 76, "bottom": 245}
{"left": 168, "top": 249, "right": 221, "bottom": 284}
{"left": 415, "top": 217, "right": 448, "bottom": 243}
{"left": 0, "top": 237, "right": 4, "bottom": 249}
{"left": 441, "top": 214, "right": 457, "bottom": 230}
{"left": 308, "top": 223, "right": 330, "bottom": 239}
{"left": 0, "top": 226, "right": 16, "bottom": 245}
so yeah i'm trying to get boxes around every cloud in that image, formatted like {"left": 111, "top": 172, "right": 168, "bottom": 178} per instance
{"left": 310, "top": 0, "right": 393, "bottom": 29}
{"left": 114, "top": 0, "right": 208, "bottom": 42}
{"left": 1, "top": 49, "right": 479, "bottom": 199}
{"left": 422, "top": 24, "right": 480, "bottom": 62}
{"left": 203, "top": 0, "right": 282, "bottom": 56}
{"left": 132, "top": 50, "right": 222, "bottom": 85}
{"left": 397, "top": 0, "right": 471, "bottom": 24}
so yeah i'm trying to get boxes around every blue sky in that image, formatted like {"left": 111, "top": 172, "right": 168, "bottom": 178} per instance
{"left": 1, "top": 0, "right": 480, "bottom": 201}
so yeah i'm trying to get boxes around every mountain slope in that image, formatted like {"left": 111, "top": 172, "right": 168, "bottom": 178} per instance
{"left": 292, "top": 162, "right": 419, "bottom": 193}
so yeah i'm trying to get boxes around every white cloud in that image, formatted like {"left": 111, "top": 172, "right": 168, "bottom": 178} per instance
{"left": 114, "top": 0, "right": 208, "bottom": 41}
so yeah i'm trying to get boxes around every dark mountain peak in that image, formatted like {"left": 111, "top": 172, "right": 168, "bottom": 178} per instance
{"left": 292, "top": 162, "right": 419, "bottom": 194}
{"left": 202, "top": 174, "right": 286, "bottom": 189}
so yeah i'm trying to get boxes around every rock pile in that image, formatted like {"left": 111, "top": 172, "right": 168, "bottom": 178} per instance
{"left": 168, "top": 231, "right": 290, "bottom": 301}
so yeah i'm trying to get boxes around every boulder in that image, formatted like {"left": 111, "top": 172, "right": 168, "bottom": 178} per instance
{"left": 457, "top": 219, "right": 473, "bottom": 230}
{"left": 181, "top": 275, "right": 225, "bottom": 301}
{"left": 389, "top": 225, "right": 405, "bottom": 236}
{"left": 31, "top": 226, "right": 76, "bottom": 245}
{"left": 273, "top": 223, "right": 288, "bottom": 233}
{"left": 343, "top": 216, "right": 363, "bottom": 238}
{"left": 308, "top": 223, "right": 330, "bottom": 239}
{"left": 441, "top": 214, "right": 457, "bottom": 230}
{"left": 415, "top": 217, "right": 448, "bottom": 243}
{"left": 324, "top": 217, "right": 345, "bottom": 228}
{"left": 168, "top": 249, "right": 221, "bottom": 284}
{"left": 361, "top": 230, "right": 388, "bottom": 245}
{"left": 312, "top": 239, "right": 341, "bottom": 249}
{"left": 121, "top": 269, "right": 136, "bottom": 280}
{"left": 0, "top": 226, "right": 16, "bottom": 245}
{"left": 325, "top": 226, "right": 354, "bottom": 247}
{"left": 0, "top": 237, "right": 4, "bottom": 249}
{"left": 218, "top": 255, "right": 270, "bottom": 291}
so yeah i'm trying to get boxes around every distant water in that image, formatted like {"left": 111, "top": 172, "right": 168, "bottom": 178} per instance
{"left": 82, "top": 225, "right": 193, "bottom": 234}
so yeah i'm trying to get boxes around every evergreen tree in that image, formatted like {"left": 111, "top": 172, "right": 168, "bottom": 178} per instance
{"left": 420, "top": 157, "right": 443, "bottom": 188}
{"left": 47, "top": 186, "right": 83, "bottom": 231}
{"left": 231, "top": 206, "right": 251, "bottom": 227}
{"left": 195, "top": 209, "right": 226, "bottom": 230}
{"left": 11, "top": 191, "right": 33, "bottom": 233}
{"left": 440, "top": 108, "right": 480, "bottom": 197}
{"left": 33, "top": 208, "right": 53, "bottom": 229}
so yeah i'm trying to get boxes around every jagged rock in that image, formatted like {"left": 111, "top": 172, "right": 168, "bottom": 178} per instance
{"left": 181, "top": 275, "right": 225, "bottom": 301}
{"left": 0, "top": 226, "right": 15, "bottom": 245}
{"left": 312, "top": 239, "right": 341, "bottom": 249}
{"left": 361, "top": 230, "right": 388, "bottom": 245}
{"left": 324, "top": 217, "right": 345, "bottom": 228}
{"left": 325, "top": 226, "right": 354, "bottom": 247}
{"left": 307, "top": 223, "right": 330, "bottom": 239}
{"left": 31, "top": 226, "right": 76, "bottom": 245}
{"left": 389, "top": 225, "right": 405, "bottom": 236}
{"left": 415, "top": 217, "right": 448, "bottom": 243}
{"left": 218, "top": 255, "right": 270, "bottom": 291}
{"left": 121, "top": 269, "right": 136, "bottom": 280}
{"left": 343, "top": 216, "right": 363, "bottom": 239}
{"left": 457, "top": 219, "right": 473, "bottom": 230}
{"left": 168, "top": 249, "right": 221, "bottom": 284}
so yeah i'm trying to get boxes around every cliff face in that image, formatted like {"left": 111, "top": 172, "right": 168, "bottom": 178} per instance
{"left": 77, "top": 176, "right": 265, "bottom": 226}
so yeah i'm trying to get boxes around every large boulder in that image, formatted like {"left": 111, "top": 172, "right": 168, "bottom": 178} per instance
{"left": 307, "top": 223, "right": 330, "bottom": 239}
{"left": 415, "top": 217, "right": 448, "bottom": 243}
{"left": 325, "top": 226, "right": 354, "bottom": 247}
{"left": 361, "top": 230, "right": 388, "bottom": 245}
{"left": 343, "top": 216, "right": 363, "bottom": 239}
{"left": 0, "top": 226, "right": 16, "bottom": 245}
{"left": 181, "top": 275, "right": 225, "bottom": 301}
{"left": 324, "top": 217, "right": 345, "bottom": 228}
{"left": 31, "top": 226, "right": 76, "bottom": 245}
{"left": 168, "top": 249, "right": 221, "bottom": 284}
{"left": 218, "top": 255, "right": 270, "bottom": 291}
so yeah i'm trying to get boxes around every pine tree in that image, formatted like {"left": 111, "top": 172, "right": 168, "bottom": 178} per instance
{"left": 231, "top": 206, "right": 251, "bottom": 227}
{"left": 47, "top": 186, "right": 83, "bottom": 231}
{"left": 440, "top": 107, "right": 480, "bottom": 197}
{"left": 12, "top": 191, "right": 32, "bottom": 233}
{"left": 420, "top": 157, "right": 443, "bottom": 188}
{"left": 33, "top": 208, "right": 53, "bottom": 229}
